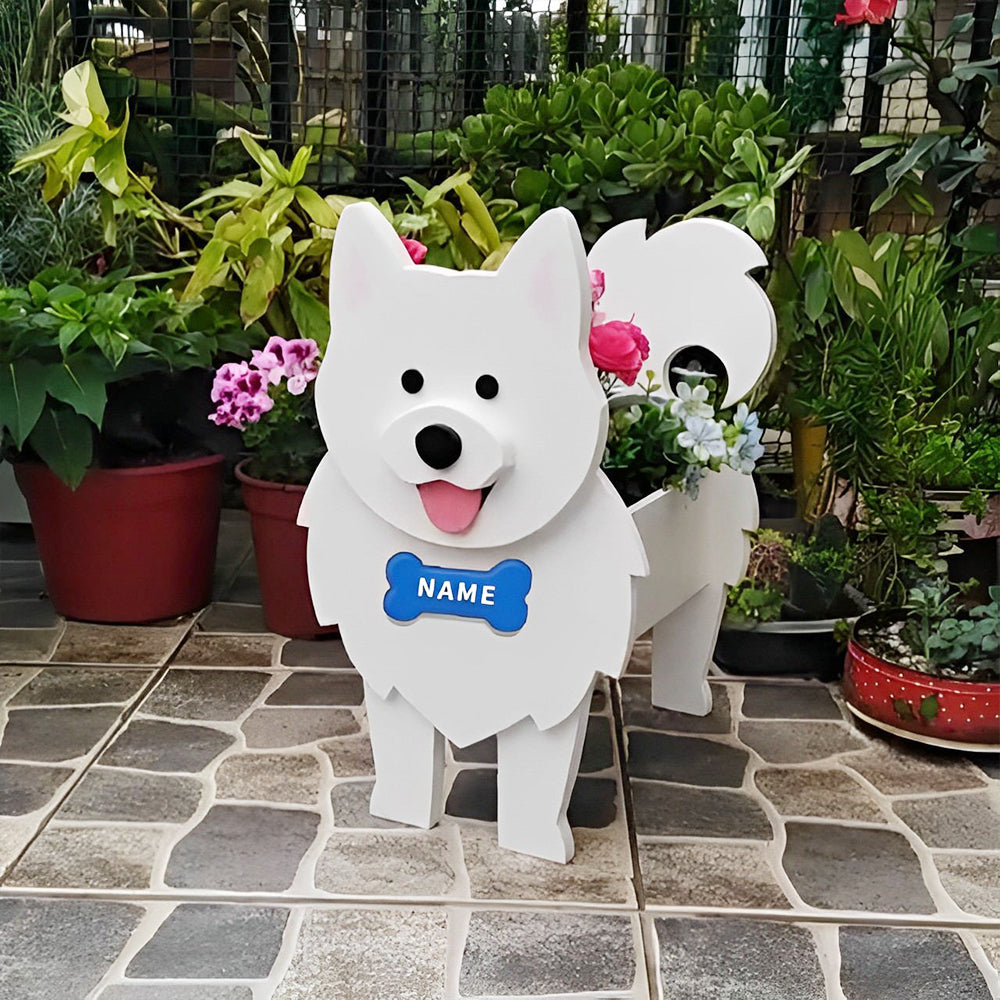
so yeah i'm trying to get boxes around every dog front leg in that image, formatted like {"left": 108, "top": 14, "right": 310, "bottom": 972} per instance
{"left": 365, "top": 684, "right": 445, "bottom": 829}
{"left": 650, "top": 581, "right": 726, "bottom": 715}
{"left": 495, "top": 684, "right": 593, "bottom": 864}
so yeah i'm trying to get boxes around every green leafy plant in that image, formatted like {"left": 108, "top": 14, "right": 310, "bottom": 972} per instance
{"left": 726, "top": 577, "right": 785, "bottom": 624}
{"left": 446, "top": 62, "right": 808, "bottom": 244}
{"left": 0, "top": 266, "right": 253, "bottom": 486}
{"left": 788, "top": 513, "right": 855, "bottom": 615}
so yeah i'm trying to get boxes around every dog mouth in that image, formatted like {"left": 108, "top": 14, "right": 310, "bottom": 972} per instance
{"left": 417, "top": 481, "right": 494, "bottom": 533}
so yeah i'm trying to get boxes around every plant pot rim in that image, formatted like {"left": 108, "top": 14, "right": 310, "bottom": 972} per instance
{"left": 235, "top": 458, "right": 308, "bottom": 495}
{"left": 850, "top": 608, "right": 998, "bottom": 692}
{"left": 15, "top": 453, "right": 223, "bottom": 479}
{"left": 723, "top": 614, "right": 858, "bottom": 635}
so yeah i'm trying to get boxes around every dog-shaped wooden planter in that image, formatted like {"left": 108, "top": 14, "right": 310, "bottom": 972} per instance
{"left": 301, "top": 204, "right": 775, "bottom": 862}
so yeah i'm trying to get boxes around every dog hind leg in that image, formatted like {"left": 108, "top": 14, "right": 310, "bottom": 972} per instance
{"left": 366, "top": 684, "right": 445, "bottom": 829}
{"left": 495, "top": 683, "right": 593, "bottom": 863}
{"left": 650, "top": 582, "right": 726, "bottom": 715}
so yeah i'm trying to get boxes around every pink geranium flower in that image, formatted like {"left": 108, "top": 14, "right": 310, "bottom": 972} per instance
{"left": 835, "top": 0, "right": 896, "bottom": 25}
{"left": 589, "top": 319, "right": 650, "bottom": 386}
{"left": 209, "top": 362, "right": 275, "bottom": 429}
{"left": 400, "top": 236, "right": 428, "bottom": 264}
{"left": 250, "top": 337, "right": 320, "bottom": 387}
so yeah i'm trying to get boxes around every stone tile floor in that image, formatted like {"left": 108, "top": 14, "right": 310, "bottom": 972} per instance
{"left": 1, "top": 514, "right": 999, "bottom": 999}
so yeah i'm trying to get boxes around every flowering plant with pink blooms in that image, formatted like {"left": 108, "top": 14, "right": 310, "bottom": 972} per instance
{"left": 590, "top": 269, "right": 765, "bottom": 502}
{"left": 210, "top": 235, "right": 430, "bottom": 484}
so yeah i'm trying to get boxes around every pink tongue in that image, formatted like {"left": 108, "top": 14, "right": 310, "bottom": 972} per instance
{"left": 417, "top": 481, "right": 483, "bottom": 533}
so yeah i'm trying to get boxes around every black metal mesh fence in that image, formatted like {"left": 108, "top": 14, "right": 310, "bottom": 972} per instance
{"left": 6, "top": 0, "right": 1000, "bottom": 238}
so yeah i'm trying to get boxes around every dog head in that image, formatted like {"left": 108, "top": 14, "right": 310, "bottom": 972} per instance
{"left": 315, "top": 203, "right": 605, "bottom": 549}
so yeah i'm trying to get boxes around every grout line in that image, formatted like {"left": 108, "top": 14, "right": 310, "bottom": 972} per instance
{"left": 610, "top": 677, "right": 645, "bottom": 913}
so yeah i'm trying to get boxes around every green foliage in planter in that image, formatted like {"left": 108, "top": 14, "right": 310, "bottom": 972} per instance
{"left": 788, "top": 513, "right": 854, "bottom": 616}
{"left": 903, "top": 579, "right": 999, "bottom": 680}
{"left": 0, "top": 267, "right": 253, "bottom": 487}
{"left": 726, "top": 578, "right": 784, "bottom": 624}
{"left": 725, "top": 528, "right": 790, "bottom": 624}
{"left": 771, "top": 230, "right": 1000, "bottom": 488}
{"left": 445, "top": 62, "right": 808, "bottom": 244}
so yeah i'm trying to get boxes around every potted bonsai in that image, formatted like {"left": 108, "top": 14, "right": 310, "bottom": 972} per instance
{"left": 844, "top": 579, "right": 999, "bottom": 750}
{"left": 714, "top": 515, "right": 868, "bottom": 679}
{"left": 0, "top": 266, "right": 251, "bottom": 622}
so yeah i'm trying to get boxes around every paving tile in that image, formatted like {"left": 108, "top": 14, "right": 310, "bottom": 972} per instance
{"left": 580, "top": 715, "right": 614, "bottom": 772}
{"left": 452, "top": 736, "right": 497, "bottom": 764}
{"left": 53, "top": 623, "right": 186, "bottom": 665}
{"left": 655, "top": 917, "right": 826, "bottom": 1000}
{"left": 101, "top": 719, "right": 234, "bottom": 772}
{"left": 0, "top": 814, "right": 39, "bottom": 875}
{"left": 0, "top": 559, "right": 45, "bottom": 591}
{"left": 0, "top": 898, "right": 144, "bottom": 1000}
{"left": 60, "top": 767, "right": 203, "bottom": 822}
{"left": 0, "top": 762, "right": 74, "bottom": 815}
{"left": 315, "top": 829, "right": 456, "bottom": 896}
{"left": 839, "top": 926, "right": 992, "bottom": 999}
{"left": 126, "top": 904, "right": 288, "bottom": 979}
{"left": 627, "top": 731, "right": 749, "bottom": 787}
{"left": 319, "top": 734, "right": 374, "bottom": 777}
{"left": 7, "top": 824, "right": 161, "bottom": 889}
{"left": 141, "top": 669, "right": 270, "bottom": 721}
{"left": 935, "top": 853, "right": 1000, "bottom": 918}
{"left": 11, "top": 668, "right": 152, "bottom": 706}
{"left": 0, "top": 598, "right": 58, "bottom": 628}
{"left": 627, "top": 639, "right": 651, "bottom": 674}
{"left": 222, "top": 564, "right": 262, "bottom": 605}
{"left": 640, "top": 841, "right": 788, "bottom": 908}
{"left": 893, "top": 791, "right": 1000, "bottom": 849}
{"left": 331, "top": 780, "right": 407, "bottom": 829}
{"left": 754, "top": 767, "right": 886, "bottom": 823}
{"left": 620, "top": 676, "right": 732, "bottom": 733}
{"left": 0, "top": 706, "right": 122, "bottom": 761}
{"left": 279, "top": 637, "right": 354, "bottom": 668}
{"left": 459, "top": 911, "right": 636, "bottom": 996}
{"left": 197, "top": 603, "right": 270, "bottom": 634}
{"left": 272, "top": 908, "right": 448, "bottom": 1000}
{"left": 739, "top": 720, "right": 868, "bottom": 763}
{"left": 164, "top": 804, "right": 320, "bottom": 892}
{"left": 631, "top": 781, "right": 772, "bottom": 838}
{"left": 102, "top": 987, "right": 253, "bottom": 999}
{"left": 242, "top": 707, "right": 360, "bottom": 747}
{"left": 445, "top": 770, "right": 619, "bottom": 829}
{"left": 0, "top": 626, "right": 59, "bottom": 662}
{"left": 844, "top": 741, "right": 990, "bottom": 795}
{"left": 462, "top": 825, "right": 634, "bottom": 905}
{"left": 215, "top": 752, "right": 322, "bottom": 804}
{"left": 782, "top": 821, "right": 936, "bottom": 913}
{"left": 591, "top": 687, "right": 607, "bottom": 713}
{"left": 0, "top": 665, "right": 38, "bottom": 701}
{"left": 741, "top": 682, "right": 843, "bottom": 719}
{"left": 266, "top": 671, "right": 364, "bottom": 706}
{"left": 172, "top": 634, "right": 275, "bottom": 667}
{"left": 976, "top": 932, "right": 1000, "bottom": 973}
{"left": 969, "top": 753, "right": 1000, "bottom": 780}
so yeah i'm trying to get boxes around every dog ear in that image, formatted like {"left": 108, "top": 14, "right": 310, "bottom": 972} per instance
{"left": 328, "top": 202, "right": 413, "bottom": 317}
{"left": 499, "top": 208, "right": 590, "bottom": 344}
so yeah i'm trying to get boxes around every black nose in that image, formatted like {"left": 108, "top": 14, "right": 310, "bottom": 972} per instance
{"left": 415, "top": 424, "right": 462, "bottom": 470}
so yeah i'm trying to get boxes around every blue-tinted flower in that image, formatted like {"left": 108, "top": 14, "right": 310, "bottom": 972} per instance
{"left": 677, "top": 416, "right": 727, "bottom": 462}
{"left": 669, "top": 382, "right": 714, "bottom": 421}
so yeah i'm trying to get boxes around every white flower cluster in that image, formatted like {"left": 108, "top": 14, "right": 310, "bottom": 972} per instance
{"left": 670, "top": 384, "right": 765, "bottom": 475}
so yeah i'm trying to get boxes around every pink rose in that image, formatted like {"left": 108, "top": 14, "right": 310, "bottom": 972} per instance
{"left": 589, "top": 319, "right": 650, "bottom": 386}
{"left": 835, "top": 0, "right": 896, "bottom": 25}
{"left": 589, "top": 269, "right": 605, "bottom": 307}
{"left": 400, "top": 236, "right": 428, "bottom": 264}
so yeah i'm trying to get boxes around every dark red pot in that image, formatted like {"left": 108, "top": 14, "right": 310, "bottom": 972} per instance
{"left": 15, "top": 455, "right": 223, "bottom": 623}
{"left": 844, "top": 612, "right": 999, "bottom": 750}
{"left": 236, "top": 461, "right": 337, "bottom": 640}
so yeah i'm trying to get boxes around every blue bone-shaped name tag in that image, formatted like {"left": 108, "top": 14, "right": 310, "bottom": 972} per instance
{"left": 383, "top": 552, "right": 532, "bottom": 633}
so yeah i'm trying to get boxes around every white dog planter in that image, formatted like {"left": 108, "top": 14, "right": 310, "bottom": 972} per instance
{"left": 301, "top": 204, "right": 775, "bottom": 863}
{"left": 589, "top": 219, "right": 776, "bottom": 716}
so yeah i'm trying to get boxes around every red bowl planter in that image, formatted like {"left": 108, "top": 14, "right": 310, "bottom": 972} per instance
{"left": 844, "top": 618, "right": 999, "bottom": 751}
{"left": 16, "top": 455, "right": 223, "bottom": 623}
{"left": 236, "top": 461, "right": 338, "bottom": 640}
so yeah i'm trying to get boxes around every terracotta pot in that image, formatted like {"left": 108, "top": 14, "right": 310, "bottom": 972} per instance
{"left": 236, "top": 461, "right": 337, "bottom": 639}
{"left": 15, "top": 455, "right": 223, "bottom": 623}
{"left": 844, "top": 611, "right": 1000, "bottom": 751}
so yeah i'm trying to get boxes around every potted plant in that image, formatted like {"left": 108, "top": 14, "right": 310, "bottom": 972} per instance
{"left": 714, "top": 515, "right": 868, "bottom": 679}
{"left": 0, "top": 266, "right": 250, "bottom": 622}
{"left": 844, "top": 580, "right": 999, "bottom": 750}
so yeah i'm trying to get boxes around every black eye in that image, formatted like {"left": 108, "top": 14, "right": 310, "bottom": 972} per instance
{"left": 401, "top": 369, "right": 423, "bottom": 394}
{"left": 476, "top": 374, "right": 499, "bottom": 399}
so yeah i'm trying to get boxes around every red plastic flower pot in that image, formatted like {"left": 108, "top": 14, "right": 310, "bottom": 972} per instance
{"left": 15, "top": 455, "right": 223, "bottom": 624}
{"left": 236, "top": 461, "right": 338, "bottom": 640}
{"left": 844, "top": 613, "right": 1000, "bottom": 751}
